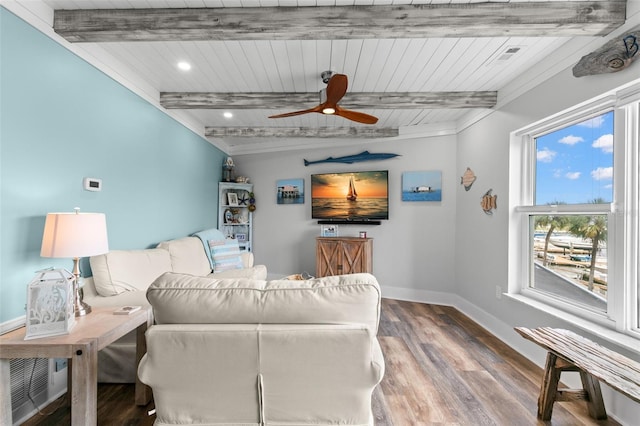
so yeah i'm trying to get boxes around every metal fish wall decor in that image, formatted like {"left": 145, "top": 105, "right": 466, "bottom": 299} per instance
{"left": 481, "top": 189, "right": 497, "bottom": 215}
{"left": 460, "top": 167, "right": 477, "bottom": 191}
{"left": 304, "top": 150, "right": 400, "bottom": 166}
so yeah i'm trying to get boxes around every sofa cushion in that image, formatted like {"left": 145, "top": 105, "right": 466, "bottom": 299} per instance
{"left": 90, "top": 249, "right": 172, "bottom": 296}
{"left": 209, "top": 239, "right": 243, "bottom": 272}
{"left": 147, "top": 272, "right": 381, "bottom": 332}
{"left": 208, "top": 263, "right": 267, "bottom": 280}
{"left": 156, "top": 237, "right": 211, "bottom": 276}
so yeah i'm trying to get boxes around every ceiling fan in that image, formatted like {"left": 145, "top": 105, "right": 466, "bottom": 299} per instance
{"left": 268, "top": 71, "right": 379, "bottom": 124}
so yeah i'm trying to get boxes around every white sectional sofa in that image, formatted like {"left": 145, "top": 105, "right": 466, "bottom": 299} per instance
{"left": 83, "top": 230, "right": 267, "bottom": 382}
{"left": 138, "top": 272, "right": 385, "bottom": 426}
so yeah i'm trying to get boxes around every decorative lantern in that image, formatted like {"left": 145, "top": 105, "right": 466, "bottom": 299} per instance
{"left": 25, "top": 268, "right": 76, "bottom": 340}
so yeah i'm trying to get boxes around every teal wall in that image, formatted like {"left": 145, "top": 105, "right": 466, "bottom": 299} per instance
{"left": 0, "top": 8, "right": 225, "bottom": 323}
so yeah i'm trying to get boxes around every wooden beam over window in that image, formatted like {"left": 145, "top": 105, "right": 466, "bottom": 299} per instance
{"left": 54, "top": 2, "right": 626, "bottom": 43}
{"left": 161, "top": 91, "right": 497, "bottom": 110}
{"left": 205, "top": 127, "right": 399, "bottom": 138}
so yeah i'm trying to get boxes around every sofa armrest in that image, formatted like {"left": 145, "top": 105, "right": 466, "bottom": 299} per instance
{"left": 241, "top": 252, "right": 253, "bottom": 268}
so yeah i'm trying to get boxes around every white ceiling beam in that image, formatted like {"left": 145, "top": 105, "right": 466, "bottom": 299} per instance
{"left": 205, "top": 127, "right": 399, "bottom": 138}
{"left": 161, "top": 91, "right": 497, "bottom": 109}
{"left": 53, "top": 2, "right": 626, "bottom": 43}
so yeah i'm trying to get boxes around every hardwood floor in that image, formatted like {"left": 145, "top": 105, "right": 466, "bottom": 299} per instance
{"left": 22, "top": 299, "right": 620, "bottom": 425}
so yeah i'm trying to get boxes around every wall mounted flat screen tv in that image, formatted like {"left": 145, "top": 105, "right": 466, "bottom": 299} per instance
{"left": 311, "top": 170, "right": 389, "bottom": 221}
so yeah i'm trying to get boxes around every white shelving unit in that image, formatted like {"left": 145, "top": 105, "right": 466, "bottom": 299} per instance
{"left": 218, "top": 182, "right": 253, "bottom": 252}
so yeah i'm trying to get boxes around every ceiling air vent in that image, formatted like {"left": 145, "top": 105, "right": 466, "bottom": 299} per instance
{"left": 485, "top": 46, "right": 525, "bottom": 66}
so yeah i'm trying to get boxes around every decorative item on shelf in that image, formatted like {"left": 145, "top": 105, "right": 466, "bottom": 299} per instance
{"left": 223, "top": 157, "right": 235, "bottom": 182}
{"left": 40, "top": 208, "right": 109, "bottom": 317}
{"left": 230, "top": 208, "right": 240, "bottom": 223}
{"left": 359, "top": 231, "right": 367, "bottom": 238}
{"left": 25, "top": 268, "right": 76, "bottom": 339}
{"left": 236, "top": 233, "right": 247, "bottom": 242}
{"left": 224, "top": 209, "right": 233, "bottom": 224}
{"left": 248, "top": 192, "right": 256, "bottom": 212}
{"left": 236, "top": 176, "right": 250, "bottom": 183}
{"left": 227, "top": 192, "right": 239, "bottom": 206}
{"left": 481, "top": 189, "right": 497, "bottom": 215}
{"left": 238, "top": 192, "right": 248, "bottom": 205}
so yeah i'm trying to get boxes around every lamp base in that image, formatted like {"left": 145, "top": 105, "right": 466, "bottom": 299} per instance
{"left": 74, "top": 300, "right": 92, "bottom": 317}
{"left": 72, "top": 257, "right": 92, "bottom": 317}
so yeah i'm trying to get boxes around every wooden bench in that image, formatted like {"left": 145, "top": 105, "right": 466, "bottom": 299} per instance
{"left": 515, "top": 327, "right": 640, "bottom": 421}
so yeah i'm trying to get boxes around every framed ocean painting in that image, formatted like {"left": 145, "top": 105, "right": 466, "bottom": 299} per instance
{"left": 402, "top": 171, "right": 442, "bottom": 202}
{"left": 277, "top": 178, "right": 304, "bottom": 204}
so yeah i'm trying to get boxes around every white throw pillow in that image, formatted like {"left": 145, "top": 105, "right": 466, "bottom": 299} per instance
{"left": 90, "top": 249, "right": 172, "bottom": 296}
{"left": 209, "top": 239, "right": 244, "bottom": 273}
{"left": 157, "top": 237, "right": 211, "bottom": 276}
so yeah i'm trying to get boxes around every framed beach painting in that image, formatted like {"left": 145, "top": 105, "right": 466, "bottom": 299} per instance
{"left": 277, "top": 178, "right": 305, "bottom": 204}
{"left": 402, "top": 171, "right": 442, "bottom": 202}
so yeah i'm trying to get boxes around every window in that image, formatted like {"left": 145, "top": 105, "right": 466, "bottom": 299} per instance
{"left": 509, "top": 81, "right": 640, "bottom": 340}
{"left": 530, "top": 111, "right": 613, "bottom": 312}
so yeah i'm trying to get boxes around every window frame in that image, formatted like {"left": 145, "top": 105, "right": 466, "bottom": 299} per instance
{"left": 509, "top": 80, "right": 640, "bottom": 342}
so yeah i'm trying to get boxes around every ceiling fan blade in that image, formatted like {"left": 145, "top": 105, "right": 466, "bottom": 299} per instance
{"left": 269, "top": 105, "right": 322, "bottom": 118}
{"left": 335, "top": 106, "right": 379, "bottom": 124}
{"left": 325, "top": 74, "right": 348, "bottom": 105}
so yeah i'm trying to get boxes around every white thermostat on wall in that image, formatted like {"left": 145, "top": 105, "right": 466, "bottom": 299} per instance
{"left": 83, "top": 177, "right": 102, "bottom": 192}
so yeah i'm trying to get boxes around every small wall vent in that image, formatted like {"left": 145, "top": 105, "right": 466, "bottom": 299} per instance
{"left": 10, "top": 358, "right": 49, "bottom": 422}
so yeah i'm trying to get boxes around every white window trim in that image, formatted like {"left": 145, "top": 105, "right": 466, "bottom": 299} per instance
{"left": 508, "top": 78, "right": 640, "bottom": 351}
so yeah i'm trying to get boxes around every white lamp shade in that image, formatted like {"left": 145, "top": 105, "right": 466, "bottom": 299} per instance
{"left": 40, "top": 212, "right": 109, "bottom": 258}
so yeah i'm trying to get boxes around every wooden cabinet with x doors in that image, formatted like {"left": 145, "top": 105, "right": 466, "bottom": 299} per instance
{"left": 316, "top": 237, "right": 373, "bottom": 278}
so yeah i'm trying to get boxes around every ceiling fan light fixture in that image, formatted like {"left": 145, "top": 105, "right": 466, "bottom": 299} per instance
{"left": 322, "top": 107, "right": 336, "bottom": 115}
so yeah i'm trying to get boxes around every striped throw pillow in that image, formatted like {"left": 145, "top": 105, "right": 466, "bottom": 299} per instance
{"left": 209, "top": 239, "right": 244, "bottom": 273}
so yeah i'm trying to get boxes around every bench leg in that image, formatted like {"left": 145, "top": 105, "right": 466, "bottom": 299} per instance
{"left": 580, "top": 371, "right": 607, "bottom": 420}
{"left": 538, "top": 352, "right": 562, "bottom": 420}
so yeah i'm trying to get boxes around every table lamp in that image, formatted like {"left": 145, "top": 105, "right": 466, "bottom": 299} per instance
{"left": 40, "top": 208, "right": 109, "bottom": 316}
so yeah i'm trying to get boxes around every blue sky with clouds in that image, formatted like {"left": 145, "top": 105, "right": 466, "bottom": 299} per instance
{"left": 535, "top": 111, "right": 614, "bottom": 205}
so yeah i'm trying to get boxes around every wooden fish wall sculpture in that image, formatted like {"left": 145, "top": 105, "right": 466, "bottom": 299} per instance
{"left": 481, "top": 189, "right": 497, "bottom": 215}
{"left": 573, "top": 25, "right": 640, "bottom": 77}
{"left": 460, "top": 167, "right": 477, "bottom": 191}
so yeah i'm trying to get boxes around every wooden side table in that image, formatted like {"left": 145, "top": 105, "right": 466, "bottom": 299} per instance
{"left": 0, "top": 307, "right": 152, "bottom": 425}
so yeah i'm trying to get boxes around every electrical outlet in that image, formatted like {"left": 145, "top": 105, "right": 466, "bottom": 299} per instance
{"left": 54, "top": 358, "right": 67, "bottom": 372}
{"left": 495, "top": 285, "right": 502, "bottom": 299}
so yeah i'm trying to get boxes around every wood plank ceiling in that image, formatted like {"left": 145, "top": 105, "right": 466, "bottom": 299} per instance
{"left": 34, "top": 0, "right": 628, "bottom": 152}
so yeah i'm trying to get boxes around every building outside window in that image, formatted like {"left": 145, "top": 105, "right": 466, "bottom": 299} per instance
{"left": 509, "top": 81, "right": 640, "bottom": 341}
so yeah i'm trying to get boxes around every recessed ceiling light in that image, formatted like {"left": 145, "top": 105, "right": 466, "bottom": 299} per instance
{"left": 177, "top": 61, "right": 191, "bottom": 71}
{"left": 223, "top": 112, "right": 233, "bottom": 118}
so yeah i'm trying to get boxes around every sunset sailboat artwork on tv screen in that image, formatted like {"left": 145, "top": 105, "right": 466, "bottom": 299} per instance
{"left": 347, "top": 177, "right": 358, "bottom": 201}
{"left": 311, "top": 171, "right": 389, "bottom": 221}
